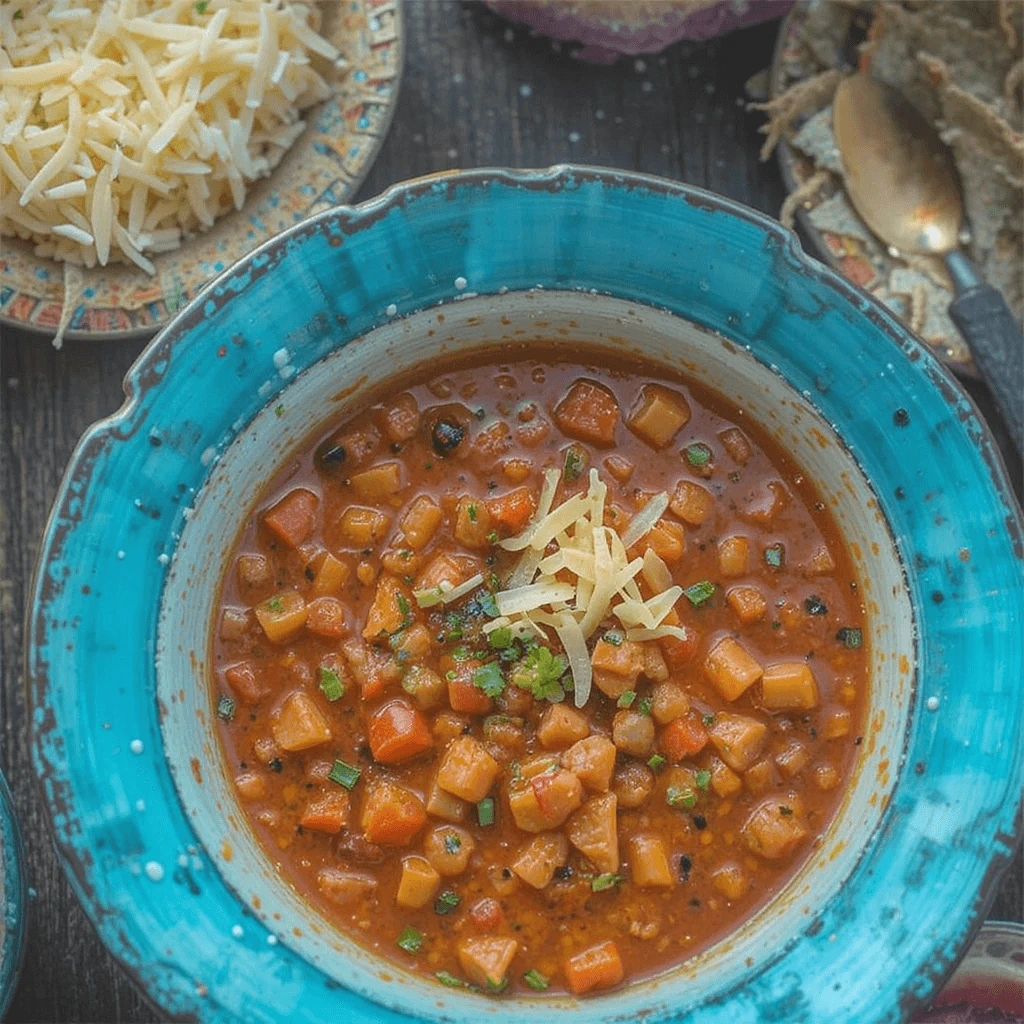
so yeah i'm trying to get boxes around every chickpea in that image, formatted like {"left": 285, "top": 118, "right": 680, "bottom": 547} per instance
{"left": 424, "top": 825, "right": 475, "bottom": 876}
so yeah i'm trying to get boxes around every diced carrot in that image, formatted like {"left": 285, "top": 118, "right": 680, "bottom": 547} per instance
{"left": 310, "top": 551, "right": 350, "bottom": 597}
{"left": 338, "top": 506, "right": 391, "bottom": 546}
{"left": 658, "top": 623, "right": 699, "bottom": 669}
{"left": 446, "top": 661, "right": 493, "bottom": 715}
{"left": 670, "top": 479, "right": 715, "bottom": 526}
{"left": 382, "top": 393, "right": 421, "bottom": 444}
{"left": 626, "top": 384, "right": 691, "bottom": 449}
{"left": 299, "top": 790, "right": 350, "bottom": 834}
{"left": 564, "top": 940, "right": 624, "bottom": 995}
{"left": 341, "top": 638, "right": 389, "bottom": 701}
{"left": 399, "top": 494, "right": 443, "bottom": 551}
{"left": 362, "top": 574, "right": 412, "bottom": 639}
{"left": 718, "top": 426, "right": 752, "bottom": 465}
{"left": 436, "top": 735, "right": 500, "bottom": 803}
{"left": 553, "top": 378, "right": 620, "bottom": 447}
{"left": 263, "top": 488, "right": 318, "bottom": 548}
{"left": 368, "top": 699, "right": 433, "bottom": 765}
{"left": 415, "top": 552, "right": 479, "bottom": 592}
{"left": 223, "top": 660, "right": 269, "bottom": 704}
{"left": 306, "top": 596, "right": 347, "bottom": 638}
{"left": 272, "top": 691, "right": 332, "bottom": 751}
{"left": 660, "top": 713, "right": 709, "bottom": 761}
{"left": 254, "top": 591, "right": 308, "bottom": 644}
{"left": 704, "top": 636, "right": 764, "bottom": 701}
{"left": 591, "top": 637, "right": 644, "bottom": 679}
{"left": 468, "top": 897, "right": 505, "bottom": 932}
{"left": 350, "top": 462, "right": 403, "bottom": 501}
{"left": 640, "top": 518, "right": 686, "bottom": 564}
{"left": 603, "top": 454, "right": 634, "bottom": 482}
{"left": 487, "top": 487, "right": 537, "bottom": 533}
{"left": 361, "top": 780, "right": 427, "bottom": 845}
{"left": 727, "top": 585, "right": 767, "bottom": 624}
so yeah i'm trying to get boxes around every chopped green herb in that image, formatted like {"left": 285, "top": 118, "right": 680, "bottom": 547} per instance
{"left": 274, "top": 403, "right": 284, "bottom": 417}
{"left": 396, "top": 926, "right": 424, "bottom": 954}
{"left": 477, "top": 797, "right": 495, "bottom": 826}
{"left": 616, "top": 690, "right": 637, "bottom": 708}
{"left": 771, "top": 621, "right": 782, "bottom": 631}
{"left": 216, "top": 695, "right": 236, "bottom": 721}
{"left": 485, "top": 976, "right": 508, "bottom": 994}
{"left": 473, "top": 661, "right": 506, "bottom": 699}
{"left": 396, "top": 593, "right": 411, "bottom": 618}
{"left": 685, "top": 442, "right": 713, "bottom": 468}
{"left": 667, "top": 785, "right": 697, "bottom": 809}
{"left": 436, "top": 971, "right": 464, "bottom": 988}
{"left": 702, "top": 713, "right": 715, "bottom": 726}
{"left": 836, "top": 627, "right": 863, "bottom": 649}
{"left": 637, "top": 697, "right": 653, "bottom": 716}
{"left": 509, "top": 761, "right": 522, "bottom": 783}
{"left": 477, "top": 591, "right": 500, "bottom": 617}
{"left": 319, "top": 666, "right": 345, "bottom": 702}
{"left": 328, "top": 759, "right": 361, "bottom": 790}
{"left": 602, "top": 629, "right": 624, "bottom": 647}
{"left": 511, "top": 644, "right": 567, "bottom": 701}
{"left": 467, "top": 503, "right": 478, "bottom": 523}
{"left": 695, "top": 769, "right": 712, "bottom": 791}
{"left": 443, "top": 832, "right": 462, "bottom": 855}
{"left": 647, "top": 753, "right": 667, "bottom": 771}
{"left": 488, "top": 626, "right": 514, "bottom": 650}
{"left": 13, "top": 6, "right": 24, "bottom": 16}
{"left": 684, "top": 580, "right": 715, "bottom": 607}
{"left": 805, "top": 595, "right": 828, "bottom": 616}
{"left": 267, "top": 596, "right": 284, "bottom": 613}
{"left": 451, "top": 645, "right": 472, "bottom": 662}
{"left": 522, "top": 969, "right": 549, "bottom": 991}
{"left": 591, "top": 873, "right": 625, "bottom": 892}
{"left": 487, "top": 530, "right": 499, "bottom": 544}
{"left": 434, "top": 889, "right": 460, "bottom": 915}
{"left": 563, "top": 443, "right": 588, "bottom": 482}
{"left": 195, "top": 0, "right": 209, "bottom": 12}
{"left": 764, "top": 544, "right": 785, "bottom": 569}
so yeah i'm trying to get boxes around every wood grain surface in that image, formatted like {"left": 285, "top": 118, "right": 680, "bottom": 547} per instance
{"left": 1, "top": 4, "right": 1020, "bottom": 1021}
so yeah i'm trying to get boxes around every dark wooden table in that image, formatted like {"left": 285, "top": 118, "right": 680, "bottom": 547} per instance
{"left": 1, "top": 5, "right": 1020, "bottom": 1021}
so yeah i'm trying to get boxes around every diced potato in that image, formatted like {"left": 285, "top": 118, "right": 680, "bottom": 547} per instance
{"left": 611, "top": 762, "right": 654, "bottom": 808}
{"left": 350, "top": 462, "right": 403, "bottom": 501}
{"left": 457, "top": 936, "right": 519, "bottom": 989}
{"left": 234, "top": 771, "right": 266, "bottom": 800}
{"left": 744, "top": 759, "right": 775, "bottom": 795}
{"left": 814, "top": 762, "right": 840, "bottom": 791}
{"left": 396, "top": 855, "right": 440, "bottom": 909}
{"left": 591, "top": 637, "right": 644, "bottom": 680}
{"left": 709, "top": 756, "right": 742, "bottom": 798}
{"left": 604, "top": 454, "right": 634, "bottom": 482}
{"left": 316, "top": 423, "right": 380, "bottom": 471}
{"left": 414, "top": 552, "right": 478, "bottom": 592}
{"left": 761, "top": 662, "right": 820, "bottom": 711}
{"left": 822, "top": 707, "right": 852, "bottom": 739}
{"left": 356, "top": 561, "right": 377, "bottom": 586}
{"left": 612, "top": 709, "right": 655, "bottom": 758}
{"left": 310, "top": 551, "right": 350, "bottom": 597}
{"left": 642, "top": 644, "right": 669, "bottom": 682}
{"left": 592, "top": 669, "right": 636, "bottom": 701}
{"left": 711, "top": 862, "right": 749, "bottom": 900}
{"left": 436, "top": 736, "right": 500, "bottom": 803}
{"left": 306, "top": 596, "right": 347, "bottom": 639}
{"left": 362, "top": 574, "right": 413, "bottom": 639}
{"left": 567, "top": 792, "right": 619, "bottom": 873}
{"left": 402, "top": 664, "right": 446, "bottom": 710}
{"left": 708, "top": 711, "right": 768, "bottom": 772}
{"left": 537, "top": 704, "right": 589, "bottom": 749}
{"left": 398, "top": 494, "right": 443, "bottom": 551}
{"left": 272, "top": 691, "right": 332, "bottom": 751}
{"left": 775, "top": 739, "right": 810, "bottom": 778}
{"left": 425, "top": 774, "right": 467, "bottom": 822}
{"left": 718, "top": 427, "right": 752, "bottom": 466}
{"left": 564, "top": 940, "right": 623, "bottom": 995}
{"left": 469, "top": 420, "right": 512, "bottom": 463}
{"left": 263, "top": 488, "right": 318, "bottom": 548}
{"left": 360, "top": 780, "right": 427, "bottom": 845}
{"left": 317, "top": 868, "right": 376, "bottom": 907}
{"left": 454, "top": 495, "right": 492, "bottom": 548}
{"left": 553, "top": 378, "right": 620, "bottom": 447}
{"left": 717, "top": 535, "right": 750, "bottom": 578}
{"left": 641, "top": 518, "right": 686, "bottom": 564}
{"left": 511, "top": 832, "right": 569, "bottom": 889}
{"left": 223, "top": 660, "right": 269, "bottom": 705}
{"left": 743, "top": 798, "right": 809, "bottom": 860}
{"left": 561, "top": 736, "right": 617, "bottom": 793}
{"left": 627, "top": 384, "right": 691, "bottom": 449}
{"left": 339, "top": 506, "right": 391, "bottom": 546}
{"left": 255, "top": 591, "right": 308, "bottom": 644}
{"left": 299, "top": 791, "right": 350, "bottom": 834}
{"left": 651, "top": 682, "right": 689, "bottom": 724}
{"left": 483, "top": 714, "right": 527, "bottom": 756}
{"left": 424, "top": 825, "right": 475, "bottom": 876}
{"left": 670, "top": 479, "right": 714, "bottom": 526}
{"left": 740, "top": 480, "right": 790, "bottom": 525}
{"left": 704, "top": 636, "right": 764, "bottom": 701}
{"left": 382, "top": 393, "right": 420, "bottom": 444}
{"left": 508, "top": 768, "right": 582, "bottom": 832}
{"left": 727, "top": 585, "right": 767, "bottom": 624}
{"left": 432, "top": 711, "right": 471, "bottom": 746}
{"left": 628, "top": 834, "right": 673, "bottom": 888}
{"left": 502, "top": 458, "right": 533, "bottom": 484}
{"left": 237, "top": 552, "right": 272, "bottom": 589}
{"left": 803, "top": 544, "right": 837, "bottom": 577}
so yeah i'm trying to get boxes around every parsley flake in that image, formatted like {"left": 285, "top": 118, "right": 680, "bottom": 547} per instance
{"left": 328, "top": 760, "right": 360, "bottom": 790}
{"left": 434, "top": 889, "right": 460, "bottom": 915}
{"left": 472, "top": 662, "right": 506, "bottom": 698}
{"left": 684, "top": 580, "right": 715, "bottom": 606}
{"left": 396, "top": 926, "right": 424, "bottom": 954}
{"left": 319, "top": 666, "right": 344, "bottom": 702}
{"left": 591, "top": 873, "right": 625, "bottom": 892}
{"left": 523, "top": 969, "right": 549, "bottom": 991}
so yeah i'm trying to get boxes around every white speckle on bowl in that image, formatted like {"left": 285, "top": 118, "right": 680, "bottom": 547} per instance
{"left": 192, "top": 856, "right": 204, "bottom": 872}
{"left": 272, "top": 347, "right": 289, "bottom": 369}
{"left": 446, "top": 148, "right": 458, "bottom": 160}
{"left": 926, "top": 695, "right": 940, "bottom": 711}
{"left": 28, "top": 887, "right": 37, "bottom": 900}
{"left": 595, "top": 109, "right": 605, "bottom": 120}
{"left": 278, "top": 364, "right": 295, "bottom": 380}
{"left": 144, "top": 861, "right": 164, "bottom": 882}
{"left": 454, "top": 276, "right": 467, "bottom": 291}
{"left": 519, "top": 83, "right": 532, "bottom": 98}
{"left": 135, "top": 799, "right": 146, "bottom": 812}
{"left": 117, "top": 550, "right": 125, "bottom": 560}
{"left": 129, "top": 739, "right": 144, "bottom": 754}
{"left": 568, "top": 131, "right": 581, "bottom": 144}
{"left": 177, "top": 854, "right": 189, "bottom": 868}
{"left": 634, "top": 59, "right": 646, "bottom": 73}
{"left": 257, "top": 381, "right": 273, "bottom": 398}
{"left": 641, "top": 81, "right": 653, "bottom": 93}
{"left": 504, "top": 27, "right": 514, "bottom": 42}
{"left": 267, "top": 934, "right": 278, "bottom": 946}
{"left": 232, "top": 925, "right": 244, "bottom": 939}
{"left": 200, "top": 446, "right": 217, "bottom": 466}
{"left": 157, "top": 553, "right": 169, "bottom": 566}
{"left": 498, "top": 286, "right": 508, "bottom": 295}
{"left": 386, "top": 303, "right": 397, "bottom": 317}
{"left": 129, "top": 862, "right": 141, "bottom": 876}
{"left": 452, "top": 72, "right": 464, "bottom": 85}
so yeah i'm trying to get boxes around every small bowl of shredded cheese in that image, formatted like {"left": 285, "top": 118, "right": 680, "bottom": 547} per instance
{"left": 0, "top": 0, "right": 403, "bottom": 342}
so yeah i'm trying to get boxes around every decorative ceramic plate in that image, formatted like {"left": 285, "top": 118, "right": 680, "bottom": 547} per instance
{"left": 0, "top": 0, "right": 403, "bottom": 343}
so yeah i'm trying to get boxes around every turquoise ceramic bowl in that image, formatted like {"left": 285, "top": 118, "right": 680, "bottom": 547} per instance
{"left": 28, "top": 167, "right": 1024, "bottom": 1023}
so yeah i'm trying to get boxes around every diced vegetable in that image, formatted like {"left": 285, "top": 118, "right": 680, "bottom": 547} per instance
{"left": 223, "top": 661, "right": 270, "bottom": 705}
{"left": 566, "top": 792, "right": 618, "bottom": 873}
{"left": 310, "top": 551, "right": 350, "bottom": 597}
{"left": 271, "top": 691, "right": 332, "bottom": 752}
{"left": 821, "top": 707, "right": 852, "bottom": 739}
{"left": 553, "top": 378, "right": 620, "bottom": 447}
{"left": 339, "top": 506, "right": 391, "bottom": 546}
{"left": 761, "top": 662, "right": 820, "bottom": 711}
{"left": 743, "top": 798, "right": 809, "bottom": 860}
{"left": 219, "top": 606, "right": 250, "bottom": 642}
{"left": 397, "top": 925, "right": 424, "bottom": 954}
{"left": 434, "top": 889, "right": 461, "bottom": 915}
{"left": 299, "top": 791, "right": 350, "bottom": 834}
{"left": 775, "top": 739, "right": 811, "bottom": 778}
{"left": 612, "top": 709, "right": 655, "bottom": 758}
{"left": 469, "top": 420, "right": 512, "bottom": 463}
{"left": 626, "top": 384, "right": 691, "bottom": 449}
{"left": 477, "top": 797, "right": 495, "bottom": 826}
{"left": 727, "top": 585, "right": 768, "bottom": 624}
{"left": 255, "top": 591, "right": 308, "bottom": 644}
{"left": 560, "top": 736, "right": 617, "bottom": 793}
{"left": 234, "top": 771, "right": 265, "bottom": 800}
{"left": 424, "top": 825, "right": 475, "bottom": 876}
{"left": 383, "top": 393, "right": 421, "bottom": 443}
{"left": 361, "top": 780, "right": 427, "bottom": 845}
{"left": 740, "top": 480, "right": 790, "bottom": 525}
{"left": 537, "top": 703, "right": 589, "bottom": 749}
{"left": 306, "top": 596, "right": 347, "bottom": 639}
{"left": 564, "top": 940, "right": 623, "bottom": 995}
{"left": 703, "top": 636, "right": 764, "bottom": 701}
{"left": 454, "top": 495, "right": 492, "bottom": 548}
{"left": 670, "top": 479, "right": 714, "bottom": 526}
{"left": 392, "top": 623, "right": 433, "bottom": 662}
{"left": 804, "top": 545, "right": 837, "bottom": 576}
{"left": 708, "top": 712, "right": 768, "bottom": 772}
{"left": 659, "top": 713, "right": 709, "bottom": 762}
{"left": 611, "top": 761, "right": 654, "bottom": 808}
{"left": 362, "top": 575, "right": 413, "bottom": 639}
{"left": 317, "top": 868, "right": 377, "bottom": 907}
{"left": 508, "top": 767, "right": 582, "bottom": 832}
{"left": 426, "top": 775, "right": 467, "bottom": 822}
{"left": 717, "top": 534, "right": 750, "bottom": 578}
{"left": 639, "top": 518, "right": 686, "bottom": 564}
{"left": 603, "top": 453, "right": 634, "bottom": 482}
{"left": 487, "top": 487, "right": 537, "bottom": 534}
{"left": 436, "top": 736, "right": 501, "bottom": 802}
{"left": 341, "top": 638, "right": 388, "bottom": 701}
{"left": 368, "top": 700, "right": 433, "bottom": 764}
{"left": 628, "top": 835, "right": 673, "bottom": 888}
{"left": 397, "top": 855, "right": 440, "bottom": 909}
{"left": 447, "top": 671, "right": 494, "bottom": 715}
{"left": 351, "top": 462, "right": 403, "bottom": 501}
{"left": 511, "top": 832, "right": 569, "bottom": 889}
{"left": 523, "top": 969, "right": 550, "bottom": 991}
{"left": 744, "top": 759, "right": 775, "bottom": 795}
{"left": 591, "top": 637, "right": 644, "bottom": 680}
{"left": 711, "top": 862, "right": 749, "bottom": 900}
{"left": 316, "top": 423, "right": 380, "bottom": 472}
{"left": 328, "top": 759, "right": 361, "bottom": 790}
{"left": 457, "top": 936, "right": 518, "bottom": 989}
{"left": 658, "top": 621, "right": 699, "bottom": 669}
{"left": 718, "top": 426, "right": 752, "bottom": 465}
{"left": 263, "top": 488, "right": 318, "bottom": 548}
{"left": 651, "top": 682, "right": 689, "bottom": 724}
{"left": 237, "top": 552, "right": 272, "bottom": 589}
{"left": 468, "top": 897, "right": 505, "bottom": 932}
{"left": 398, "top": 494, "right": 443, "bottom": 552}
{"left": 709, "top": 756, "right": 743, "bottom": 797}
{"left": 402, "top": 664, "right": 446, "bottom": 710}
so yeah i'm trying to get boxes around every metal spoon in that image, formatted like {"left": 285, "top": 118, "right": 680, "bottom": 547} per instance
{"left": 833, "top": 72, "right": 1023, "bottom": 454}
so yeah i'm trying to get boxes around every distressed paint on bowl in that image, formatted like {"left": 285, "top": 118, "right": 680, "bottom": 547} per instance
{"left": 27, "top": 167, "right": 1024, "bottom": 1024}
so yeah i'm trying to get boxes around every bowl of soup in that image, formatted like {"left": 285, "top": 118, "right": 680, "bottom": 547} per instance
{"left": 28, "top": 167, "right": 1024, "bottom": 1023}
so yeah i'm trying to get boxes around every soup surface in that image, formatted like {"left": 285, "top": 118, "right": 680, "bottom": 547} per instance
{"left": 211, "top": 346, "right": 868, "bottom": 997}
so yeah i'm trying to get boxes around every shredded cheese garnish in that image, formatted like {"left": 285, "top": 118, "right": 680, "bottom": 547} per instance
{"left": 413, "top": 572, "right": 484, "bottom": 609}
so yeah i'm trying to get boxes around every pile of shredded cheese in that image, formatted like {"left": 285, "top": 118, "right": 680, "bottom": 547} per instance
{"left": 483, "top": 468, "right": 688, "bottom": 709}
{"left": 0, "top": 0, "right": 344, "bottom": 274}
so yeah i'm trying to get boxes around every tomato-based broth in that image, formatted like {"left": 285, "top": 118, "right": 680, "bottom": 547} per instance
{"left": 211, "top": 346, "right": 868, "bottom": 997}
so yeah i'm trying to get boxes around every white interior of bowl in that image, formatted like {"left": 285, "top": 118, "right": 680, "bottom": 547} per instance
{"left": 157, "top": 290, "right": 914, "bottom": 1022}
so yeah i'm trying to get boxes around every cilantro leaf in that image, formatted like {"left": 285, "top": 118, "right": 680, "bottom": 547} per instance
{"left": 472, "top": 661, "right": 506, "bottom": 699}
{"left": 511, "top": 645, "right": 568, "bottom": 701}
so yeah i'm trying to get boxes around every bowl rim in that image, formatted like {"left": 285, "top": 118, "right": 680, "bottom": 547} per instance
{"left": 26, "top": 164, "right": 1024, "bottom": 1022}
